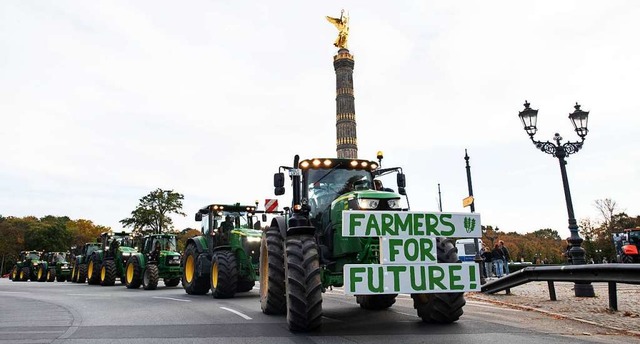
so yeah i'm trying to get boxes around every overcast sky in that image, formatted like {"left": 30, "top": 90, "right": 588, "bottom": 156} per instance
{"left": 1, "top": 1, "right": 638, "bottom": 239}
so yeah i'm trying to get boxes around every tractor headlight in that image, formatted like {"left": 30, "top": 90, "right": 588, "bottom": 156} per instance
{"left": 246, "top": 237, "right": 261, "bottom": 243}
{"left": 357, "top": 199, "right": 379, "bottom": 209}
{"left": 387, "top": 199, "right": 401, "bottom": 209}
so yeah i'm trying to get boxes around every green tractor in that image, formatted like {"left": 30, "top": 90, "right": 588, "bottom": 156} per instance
{"left": 36, "top": 252, "right": 71, "bottom": 282}
{"left": 10, "top": 251, "right": 43, "bottom": 282}
{"left": 260, "top": 155, "right": 467, "bottom": 331}
{"left": 124, "top": 234, "right": 182, "bottom": 290}
{"left": 71, "top": 243, "right": 101, "bottom": 283}
{"left": 182, "top": 203, "right": 263, "bottom": 298}
{"left": 87, "top": 232, "right": 137, "bottom": 286}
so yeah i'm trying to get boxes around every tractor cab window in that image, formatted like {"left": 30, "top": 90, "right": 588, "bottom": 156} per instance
{"left": 87, "top": 245, "right": 99, "bottom": 256}
{"left": 156, "top": 237, "right": 177, "bottom": 251}
{"left": 306, "top": 168, "right": 373, "bottom": 217}
{"left": 629, "top": 231, "right": 640, "bottom": 245}
{"left": 55, "top": 253, "right": 66, "bottom": 262}
{"left": 28, "top": 253, "right": 40, "bottom": 260}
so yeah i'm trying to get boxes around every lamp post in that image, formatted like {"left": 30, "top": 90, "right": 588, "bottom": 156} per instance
{"left": 518, "top": 100, "right": 595, "bottom": 297}
{"left": 483, "top": 226, "right": 500, "bottom": 249}
{"left": 464, "top": 149, "right": 485, "bottom": 284}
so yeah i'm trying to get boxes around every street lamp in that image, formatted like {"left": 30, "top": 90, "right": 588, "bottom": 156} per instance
{"left": 518, "top": 100, "right": 595, "bottom": 297}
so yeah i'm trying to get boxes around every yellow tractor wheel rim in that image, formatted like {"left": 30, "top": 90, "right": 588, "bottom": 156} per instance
{"left": 88, "top": 261, "right": 94, "bottom": 278}
{"left": 185, "top": 255, "right": 194, "bottom": 284}
{"left": 47, "top": 271, "right": 51, "bottom": 280}
{"left": 37, "top": 268, "right": 43, "bottom": 280}
{"left": 212, "top": 262, "right": 219, "bottom": 288}
{"left": 126, "top": 263, "right": 134, "bottom": 283}
{"left": 101, "top": 266, "right": 106, "bottom": 281}
{"left": 20, "top": 271, "right": 24, "bottom": 280}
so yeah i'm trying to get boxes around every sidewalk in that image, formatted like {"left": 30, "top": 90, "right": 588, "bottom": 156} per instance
{"left": 467, "top": 280, "right": 640, "bottom": 337}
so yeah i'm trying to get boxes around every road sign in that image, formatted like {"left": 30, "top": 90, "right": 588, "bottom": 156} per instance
{"left": 462, "top": 196, "right": 474, "bottom": 208}
{"left": 265, "top": 199, "right": 278, "bottom": 212}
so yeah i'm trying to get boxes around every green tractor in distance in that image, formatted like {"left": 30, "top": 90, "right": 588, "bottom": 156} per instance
{"left": 261, "top": 155, "right": 466, "bottom": 331}
{"left": 37, "top": 252, "right": 71, "bottom": 282}
{"left": 124, "top": 234, "right": 182, "bottom": 290}
{"left": 182, "top": 203, "right": 263, "bottom": 298}
{"left": 10, "top": 251, "right": 43, "bottom": 282}
{"left": 71, "top": 242, "right": 101, "bottom": 283}
{"left": 87, "top": 232, "right": 137, "bottom": 286}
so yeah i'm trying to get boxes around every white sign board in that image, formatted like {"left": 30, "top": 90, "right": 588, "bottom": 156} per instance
{"left": 342, "top": 211, "right": 481, "bottom": 238}
{"left": 344, "top": 263, "right": 480, "bottom": 295}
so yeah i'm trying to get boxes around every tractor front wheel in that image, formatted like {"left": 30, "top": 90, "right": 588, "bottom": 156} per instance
{"left": 37, "top": 265, "right": 47, "bottom": 282}
{"left": 621, "top": 254, "right": 634, "bottom": 264}
{"left": 260, "top": 226, "right": 286, "bottom": 315}
{"left": 182, "top": 244, "right": 210, "bottom": 295}
{"left": 164, "top": 278, "right": 180, "bottom": 287}
{"left": 356, "top": 294, "right": 397, "bottom": 310}
{"left": 237, "top": 278, "right": 255, "bottom": 293}
{"left": 77, "top": 265, "right": 87, "bottom": 283}
{"left": 143, "top": 264, "right": 159, "bottom": 290}
{"left": 87, "top": 258, "right": 101, "bottom": 285}
{"left": 211, "top": 251, "right": 238, "bottom": 299}
{"left": 125, "top": 256, "right": 142, "bottom": 289}
{"left": 284, "top": 234, "right": 323, "bottom": 332}
{"left": 20, "top": 267, "right": 30, "bottom": 281}
{"left": 47, "top": 268, "right": 56, "bottom": 282}
{"left": 101, "top": 260, "right": 117, "bottom": 286}
{"left": 412, "top": 238, "right": 465, "bottom": 324}
{"left": 10, "top": 266, "right": 17, "bottom": 281}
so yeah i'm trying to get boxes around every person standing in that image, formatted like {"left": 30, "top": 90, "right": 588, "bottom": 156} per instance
{"left": 481, "top": 242, "right": 493, "bottom": 278}
{"left": 499, "top": 240, "right": 510, "bottom": 275}
{"left": 491, "top": 243, "right": 504, "bottom": 278}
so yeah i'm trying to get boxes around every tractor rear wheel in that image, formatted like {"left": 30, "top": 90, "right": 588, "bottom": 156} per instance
{"left": 87, "top": 258, "right": 101, "bottom": 285}
{"left": 20, "top": 267, "right": 30, "bottom": 281}
{"left": 47, "top": 268, "right": 56, "bottom": 282}
{"left": 260, "top": 226, "right": 286, "bottom": 315}
{"left": 211, "top": 251, "right": 238, "bottom": 298}
{"left": 143, "top": 264, "right": 159, "bottom": 290}
{"left": 37, "top": 265, "right": 47, "bottom": 282}
{"left": 77, "top": 265, "right": 87, "bottom": 283}
{"left": 182, "top": 244, "right": 210, "bottom": 295}
{"left": 56, "top": 274, "right": 66, "bottom": 282}
{"left": 237, "top": 278, "right": 255, "bottom": 293}
{"left": 412, "top": 238, "right": 465, "bottom": 324}
{"left": 356, "top": 294, "right": 398, "bottom": 310}
{"left": 621, "top": 254, "right": 634, "bottom": 264}
{"left": 100, "top": 260, "right": 117, "bottom": 286}
{"left": 125, "top": 256, "right": 142, "bottom": 289}
{"left": 284, "top": 234, "right": 323, "bottom": 332}
{"left": 164, "top": 278, "right": 180, "bottom": 287}
{"left": 10, "top": 266, "right": 17, "bottom": 281}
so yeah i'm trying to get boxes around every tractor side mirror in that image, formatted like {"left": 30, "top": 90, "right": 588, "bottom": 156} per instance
{"left": 274, "top": 172, "right": 285, "bottom": 195}
{"left": 254, "top": 221, "right": 261, "bottom": 230}
{"left": 398, "top": 187, "right": 406, "bottom": 196}
{"left": 195, "top": 213, "right": 202, "bottom": 222}
{"left": 397, "top": 173, "right": 406, "bottom": 188}
{"left": 262, "top": 214, "right": 267, "bottom": 222}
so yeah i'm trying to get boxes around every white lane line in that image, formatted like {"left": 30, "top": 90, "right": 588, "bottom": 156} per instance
{"left": 152, "top": 296, "right": 191, "bottom": 302}
{"left": 66, "top": 293, "right": 109, "bottom": 296}
{"left": 0, "top": 331, "right": 65, "bottom": 334}
{"left": 0, "top": 291, "right": 28, "bottom": 294}
{"left": 220, "top": 307, "right": 252, "bottom": 320}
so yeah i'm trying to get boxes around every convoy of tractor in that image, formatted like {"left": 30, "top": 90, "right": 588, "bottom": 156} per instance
{"left": 124, "top": 234, "right": 181, "bottom": 290}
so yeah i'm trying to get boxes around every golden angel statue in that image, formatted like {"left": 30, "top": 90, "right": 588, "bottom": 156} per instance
{"left": 326, "top": 10, "right": 349, "bottom": 49}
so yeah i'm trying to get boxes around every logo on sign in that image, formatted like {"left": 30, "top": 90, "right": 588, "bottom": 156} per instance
{"left": 265, "top": 199, "right": 278, "bottom": 212}
{"left": 464, "top": 217, "right": 476, "bottom": 233}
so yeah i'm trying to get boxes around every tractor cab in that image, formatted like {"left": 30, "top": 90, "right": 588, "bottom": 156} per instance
{"left": 195, "top": 203, "right": 260, "bottom": 250}
{"left": 619, "top": 227, "right": 640, "bottom": 263}
{"left": 142, "top": 234, "right": 179, "bottom": 263}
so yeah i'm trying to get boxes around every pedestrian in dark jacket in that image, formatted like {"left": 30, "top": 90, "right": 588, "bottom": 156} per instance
{"left": 492, "top": 243, "right": 504, "bottom": 278}
{"left": 481, "top": 243, "right": 493, "bottom": 277}
{"left": 499, "top": 240, "right": 510, "bottom": 275}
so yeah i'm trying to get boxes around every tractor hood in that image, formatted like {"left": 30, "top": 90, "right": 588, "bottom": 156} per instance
{"left": 330, "top": 190, "right": 403, "bottom": 224}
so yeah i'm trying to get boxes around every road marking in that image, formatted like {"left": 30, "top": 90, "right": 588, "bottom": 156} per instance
{"left": 0, "top": 291, "right": 28, "bottom": 294}
{"left": 66, "top": 293, "right": 109, "bottom": 296}
{"left": 220, "top": 307, "right": 252, "bottom": 320}
{"left": 391, "top": 309, "right": 417, "bottom": 317}
{"left": 0, "top": 331, "right": 65, "bottom": 334}
{"left": 152, "top": 296, "right": 191, "bottom": 302}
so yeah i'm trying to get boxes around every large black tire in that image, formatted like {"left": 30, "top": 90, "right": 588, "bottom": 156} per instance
{"left": 37, "top": 265, "right": 47, "bottom": 282}
{"left": 260, "top": 226, "right": 286, "bottom": 314}
{"left": 211, "top": 251, "right": 238, "bottom": 299}
{"left": 412, "top": 238, "right": 466, "bottom": 323}
{"left": 56, "top": 274, "right": 66, "bottom": 282}
{"left": 356, "top": 294, "right": 398, "bottom": 310}
{"left": 125, "top": 256, "right": 142, "bottom": 289}
{"left": 182, "top": 244, "right": 210, "bottom": 295}
{"left": 77, "top": 265, "right": 87, "bottom": 283}
{"left": 237, "top": 278, "right": 255, "bottom": 293}
{"left": 100, "top": 260, "right": 117, "bottom": 286}
{"left": 20, "top": 267, "right": 30, "bottom": 281}
{"left": 284, "top": 234, "right": 323, "bottom": 332}
{"left": 10, "top": 266, "right": 17, "bottom": 281}
{"left": 164, "top": 278, "right": 180, "bottom": 287}
{"left": 621, "top": 254, "right": 634, "bottom": 264}
{"left": 47, "top": 268, "right": 56, "bottom": 282}
{"left": 87, "top": 257, "right": 101, "bottom": 285}
{"left": 143, "top": 264, "right": 159, "bottom": 290}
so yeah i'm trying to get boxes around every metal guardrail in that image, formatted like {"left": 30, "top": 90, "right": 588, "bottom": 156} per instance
{"left": 481, "top": 264, "right": 640, "bottom": 311}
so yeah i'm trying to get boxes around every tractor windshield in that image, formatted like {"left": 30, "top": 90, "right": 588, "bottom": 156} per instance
{"left": 629, "top": 230, "right": 640, "bottom": 245}
{"left": 306, "top": 168, "right": 373, "bottom": 217}
{"left": 154, "top": 236, "right": 177, "bottom": 251}
{"left": 55, "top": 253, "right": 67, "bottom": 262}
{"left": 28, "top": 253, "right": 40, "bottom": 260}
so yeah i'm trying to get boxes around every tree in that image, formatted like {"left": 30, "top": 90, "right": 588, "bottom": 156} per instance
{"left": 177, "top": 228, "right": 201, "bottom": 252}
{"left": 120, "top": 188, "right": 186, "bottom": 236}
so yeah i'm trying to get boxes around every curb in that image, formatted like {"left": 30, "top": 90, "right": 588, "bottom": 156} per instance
{"left": 467, "top": 293, "right": 640, "bottom": 338}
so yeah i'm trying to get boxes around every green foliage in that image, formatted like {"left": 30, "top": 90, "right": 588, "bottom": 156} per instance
{"left": 120, "top": 188, "right": 186, "bottom": 236}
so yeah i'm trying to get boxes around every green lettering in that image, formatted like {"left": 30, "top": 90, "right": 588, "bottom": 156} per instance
{"left": 386, "top": 265, "right": 406, "bottom": 292}
{"left": 381, "top": 213, "right": 396, "bottom": 236}
{"left": 404, "top": 238, "right": 419, "bottom": 262}
{"left": 412, "top": 214, "right": 424, "bottom": 235}
{"left": 448, "top": 265, "right": 464, "bottom": 290}
{"left": 420, "top": 238, "right": 435, "bottom": 261}
{"left": 425, "top": 214, "right": 439, "bottom": 235}
{"left": 349, "top": 213, "right": 366, "bottom": 236}
{"left": 388, "top": 239, "right": 402, "bottom": 262}
{"left": 350, "top": 267, "right": 366, "bottom": 292}
{"left": 428, "top": 265, "right": 446, "bottom": 290}
{"left": 367, "top": 266, "right": 384, "bottom": 293}
{"left": 365, "top": 215, "right": 380, "bottom": 236}
{"left": 394, "top": 213, "right": 411, "bottom": 233}
{"left": 439, "top": 214, "right": 455, "bottom": 236}
{"left": 409, "top": 265, "right": 426, "bottom": 291}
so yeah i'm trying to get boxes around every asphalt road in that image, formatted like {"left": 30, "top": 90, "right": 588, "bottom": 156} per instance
{"left": 0, "top": 278, "right": 636, "bottom": 344}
